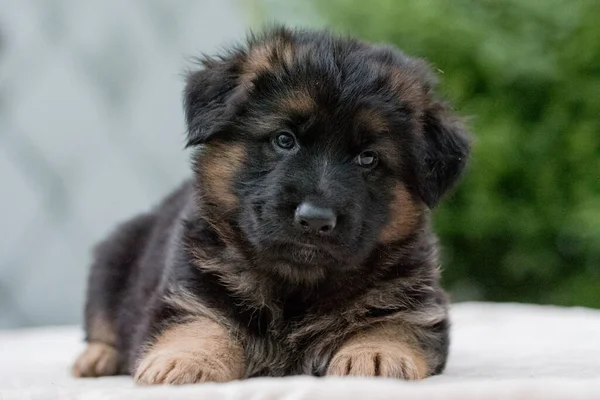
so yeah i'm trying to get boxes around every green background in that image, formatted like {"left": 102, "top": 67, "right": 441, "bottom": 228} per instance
{"left": 251, "top": 0, "right": 600, "bottom": 307}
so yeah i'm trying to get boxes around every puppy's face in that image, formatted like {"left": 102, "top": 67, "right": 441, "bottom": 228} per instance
{"left": 185, "top": 27, "right": 470, "bottom": 276}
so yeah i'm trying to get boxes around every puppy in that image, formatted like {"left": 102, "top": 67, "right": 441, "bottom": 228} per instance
{"left": 72, "top": 26, "right": 470, "bottom": 384}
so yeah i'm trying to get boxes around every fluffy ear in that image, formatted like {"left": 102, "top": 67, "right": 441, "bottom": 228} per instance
{"left": 416, "top": 101, "right": 471, "bottom": 208}
{"left": 183, "top": 56, "right": 242, "bottom": 147}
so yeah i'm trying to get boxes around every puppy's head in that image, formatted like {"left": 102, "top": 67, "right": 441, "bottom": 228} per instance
{"left": 185, "top": 26, "right": 470, "bottom": 278}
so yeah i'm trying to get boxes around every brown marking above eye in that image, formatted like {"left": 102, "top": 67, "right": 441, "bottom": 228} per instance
{"left": 356, "top": 108, "right": 389, "bottom": 135}
{"left": 278, "top": 89, "right": 316, "bottom": 116}
{"left": 241, "top": 91, "right": 315, "bottom": 139}
{"left": 355, "top": 107, "right": 415, "bottom": 169}
{"left": 378, "top": 183, "right": 423, "bottom": 243}
{"left": 244, "top": 113, "right": 297, "bottom": 139}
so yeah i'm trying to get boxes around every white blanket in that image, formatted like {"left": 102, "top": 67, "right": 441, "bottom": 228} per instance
{"left": 1, "top": 302, "right": 599, "bottom": 399}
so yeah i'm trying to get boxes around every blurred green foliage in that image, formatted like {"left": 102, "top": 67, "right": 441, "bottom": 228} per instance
{"left": 257, "top": 0, "right": 600, "bottom": 307}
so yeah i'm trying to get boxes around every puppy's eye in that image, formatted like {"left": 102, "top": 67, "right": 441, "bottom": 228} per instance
{"left": 274, "top": 131, "right": 297, "bottom": 150}
{"left": 356, "top": 150, "right": 378, "bottom": 168}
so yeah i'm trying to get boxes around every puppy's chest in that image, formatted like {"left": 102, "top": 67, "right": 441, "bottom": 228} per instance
{"left": 241, "top": 303, "right": 350, "bottom": 377}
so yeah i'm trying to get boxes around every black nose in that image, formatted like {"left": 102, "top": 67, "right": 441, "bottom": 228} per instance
{"left": 294, "top": 202, "right": 337, "bottom": 235}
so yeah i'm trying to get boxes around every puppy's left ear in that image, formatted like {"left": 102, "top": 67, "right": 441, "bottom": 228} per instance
{"left": 416, "top": 100, "right": 471, "bottom": 208}
{"left": 183, "top": 56, "right": 243, "bottom": 147}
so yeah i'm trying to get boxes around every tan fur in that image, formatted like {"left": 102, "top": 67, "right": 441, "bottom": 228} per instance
{"left": 187, "top": 255, "right": 324, "bottom": 316}
{"left": 276, "top": 39, "right": 295, "bottom": 69}
{"left": 379, "top": 184, "right": 423, "bottom": 242}
{"left": 389, "top": 66, "right": 427, "bottom": 112}
{"left": 185, "top": 241, "right": 277, "bottom": 312}
{"left": 87, "top": 312, "right": 117, "bottom": 345}
{"left": 216, "top": 269, "right": 276, "bottom": 312}
{"left": 72, "top": 342, "right": 120, "bottom": 378}
{"left": 240, "top": 39, "right": 295, "bottom": 87}
{"left": 357, "top": 108, "right": 389, "bottom": 134}
{"left": 279, "top": 90, "right": 316, "bottom": 115}
{"left": 134, "top": 317, "right": 245, "bottom": 385}
{"left": 240, "top": 44, "right": 273, "bottom": 86}
{"left": 243, "top": 114, "right": 289, "bottom": 136}
{"left": 355, "top": 108, "right": 405, "bottom": 168}
{"left": 163, "top": 286, "right": 231, "bottom": 329}
{"left": 271, "top": 260, "right": 326, "bottom": 285}
{"left": 200, "top": 143, "right": 246, "bottom": 210}
{"left": 327, "top": 322, "right": 429, "bottom": 380}
{"left": 374, "top": 138, "right": 402, "bottom": 169}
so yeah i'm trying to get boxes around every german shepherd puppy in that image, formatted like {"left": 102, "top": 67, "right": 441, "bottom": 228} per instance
{"left": 72, "top": 26, "right": 470, "bottom": 384}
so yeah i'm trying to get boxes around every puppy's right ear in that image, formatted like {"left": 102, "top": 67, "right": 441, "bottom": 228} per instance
{"left": 183, "top": 56, "right": 243, "bottom": 147}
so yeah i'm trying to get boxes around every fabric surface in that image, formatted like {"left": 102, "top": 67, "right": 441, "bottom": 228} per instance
{"left": 1, "top": 302, "right": 599, "bottom": 399}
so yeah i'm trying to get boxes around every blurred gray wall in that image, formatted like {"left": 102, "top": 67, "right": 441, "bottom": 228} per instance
{"left": 0, "top": 0, "right": 248, "bottom": 329}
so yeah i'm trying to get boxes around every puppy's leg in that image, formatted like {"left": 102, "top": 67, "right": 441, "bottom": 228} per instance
{"left": 327, "top": 323, "right": 433, "bottom": 380}
{"left": 73, "top": 281, "right": 121, "bottom": 378}
{"left": 72, "top": 339, "right": 120, "bottom": 378}
{"left": 73, "top": 214, "right": 154, "bottom": 378}
{"left": 134, "top": 317, "right": 245, "bottom": 385}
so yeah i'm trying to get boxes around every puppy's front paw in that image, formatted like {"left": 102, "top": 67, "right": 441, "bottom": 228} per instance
{"left": 134, "top": 351, "right": 240, "bottom": 385}
{"left": 327, "top": 343, "right": 426, "bottom": 380}
{"left": 72, "top": 342, "right": 120, "bottom": 378}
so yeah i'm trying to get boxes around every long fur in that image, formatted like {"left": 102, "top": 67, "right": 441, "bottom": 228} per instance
{"left": 74, "top": 26, "right": 470, "bottom": 381}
